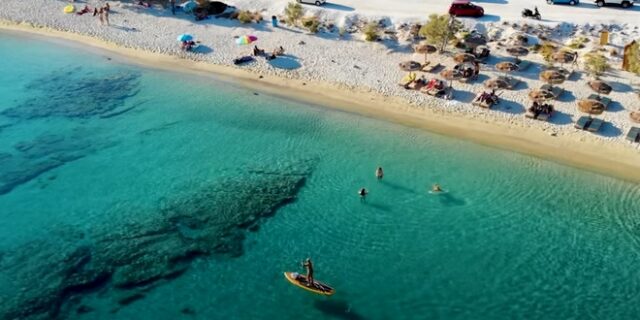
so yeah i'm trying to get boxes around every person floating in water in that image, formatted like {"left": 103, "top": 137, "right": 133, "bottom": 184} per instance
{"left": 358, "top": 187, "right": 368, "bottom": 200}
{"left": 302, "top": 258, "right": 314, "bottom": 287}
{"left": 431, "top": 183, "right": 443, "bottom": 193}
{"left": 375, "top": 166, "right": 384, "bottom": 180}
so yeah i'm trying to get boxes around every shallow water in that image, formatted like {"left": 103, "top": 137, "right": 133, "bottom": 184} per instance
{"left": 1, "top": 32, "right": 640, "bottom": 320}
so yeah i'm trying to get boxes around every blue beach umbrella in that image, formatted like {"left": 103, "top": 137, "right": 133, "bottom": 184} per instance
{"left": 177, "top": 34, "right": 193, "bottom": 42}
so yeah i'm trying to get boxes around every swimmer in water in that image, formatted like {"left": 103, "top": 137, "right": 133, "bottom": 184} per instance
{"left": 375, "top": 166, "right": 384, "bottom": 180}
{"left": 431, "top": 183, "right": 442, "bottom": 193}
{"left": 358, "top": 187, "right": 368, "bottom": 201}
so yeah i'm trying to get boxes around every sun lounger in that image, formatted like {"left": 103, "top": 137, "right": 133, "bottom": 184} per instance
{"left": 421, "top": 86, "right": 453, "bottom": 100}
{"left": 587, "top": 118, "right": 603, "bottom": 132}
{"left": 587, "top": 94, "right": 611, "bottom": 108}
{"left": 537, "top": 112, "right": 551, "bottom": 122}
{"left": 497, "top": 76, "right": 520, "bottom": 90}
{"left": 421, "top": 63, "right": 442, "bottom": 73}
{"left": 539, "top": 84, "right": 564, "bottom": 100}
{"left": 627, "top": 127, "right": 640, "bottom": 143}
{"left": 516, "top": 60, "right": 532, "bottom": 71}
{"left": 472, "top": 93, "right": 497, "bottom": 108}
{"left": 575, "top": 116, "right": 591, "bottom": 130}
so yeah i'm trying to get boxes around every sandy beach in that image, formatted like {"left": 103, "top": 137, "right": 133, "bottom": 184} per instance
{"left": 1, "top": 0, "right": 640, "bottom": 182}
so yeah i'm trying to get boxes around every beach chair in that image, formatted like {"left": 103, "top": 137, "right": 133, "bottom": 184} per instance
{"left": 627, "top": 127, "right": 640, "bottom": 143}
{"left": 587, "top": 94, "right": 611, "bottom": 109}
{"left": 421, "top": 62, "right": 442, "bottom": 73}
{"left": 472, "top": 93, "right": 497, "bottom": 108}
{"left": 516, "top": 60, "right": 532, "bottom": 71}
{"left": 575, "top": 116, "right": 591, "bottom": 130}
{"left": 497, "top": 76, "right": 520, "bottom": 90}
{"left": 537, "top": 111, "right": 552, "bottom": 122}
{"left": 587, "top": 118, "right": 603, "bottom": 133}
{"left": 539, "top": 84, "right": 564, "bottom": 100}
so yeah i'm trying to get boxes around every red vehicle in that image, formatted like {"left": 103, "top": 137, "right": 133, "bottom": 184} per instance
{"left": 448, "top": 0, "right": 484, "bottom": 17}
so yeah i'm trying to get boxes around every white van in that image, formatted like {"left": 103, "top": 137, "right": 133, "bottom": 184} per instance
{"left": 595, "top": 0, "right": 635, "bottom": 7}
{"left": 297, "top": 0, "right": 326, "bottom": 6}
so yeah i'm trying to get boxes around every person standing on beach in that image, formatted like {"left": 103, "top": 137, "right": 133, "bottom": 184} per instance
{"left": 98, "top": 7, "right": 104, "bottom": 25}
{"left": 103, "top": 5, "right": 110, "bottom": 26}
{"left": 169, "top": 0, "right": 176, "bottom": 15}
{"left": 375, "top": 167, "right": 384, "bottom": 180}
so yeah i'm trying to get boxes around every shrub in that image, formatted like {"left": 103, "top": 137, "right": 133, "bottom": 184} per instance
{"left": 419, "top": 14, "right": 462, "bottom": 52}
{"left": 626, "top": 41, "right": 640, "bottom": 74}
{"left": 584, "top": 52, "right": 610, "bottom": 76}
{"left": 538, "top": 42, "right": 557, "bottom": 62}
{"left": 237, "top": 10, "right": 253, "bottom": 24}
{"left": 568, "top": 36, "right": 589, "bottom": 49}
{"left": 301, "top": 16, "right": 320, "bottom": 33}
{"left": 363, "top": 22, "right": 379, "bottom": 41}
{"left": 285, "top": 2, "right": 303, "bottom": 25}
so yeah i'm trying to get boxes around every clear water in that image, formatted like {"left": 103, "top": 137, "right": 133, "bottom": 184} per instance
{"left": 1, "top": 32, "right": 640, "bottom": 320}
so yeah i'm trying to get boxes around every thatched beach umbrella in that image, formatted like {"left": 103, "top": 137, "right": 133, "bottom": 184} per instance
{"left": 552, "top": 50, "right": 577, "bottom": 66}
{"left": 453, "top": 53, "right": 476, "bottom": 64}
{"left": 631, "top": 111, "right": 640, "bottom": 124}
{"left": 414, "top": 42, "right": 437, "bottom": 63}
{"left": 506, "top": 46, "right": 529, "bottom": 63}
{"left": 509, "top": 32, "right": 529, "bottom": 46}
{"left": 484, "top": 78, "right": 509, "bottom": 90}
{"left": 463, "top": 34, "right": 487, "bottom": 49}
{"left": 578, "top": 99, "right": 606, "bottom": 115}
{"left": 539, "top": 70, "right": 566, "bottom": 85}
{"left": 496, "top": 61, "right": 519, "bottom": 73}
{"left": 588, "top": 80, "right": 613, "bottom": 95}
{"left": 440, "top": 69, "right": 462, "bottom": 88}
{"left": 529, "top": 89, "right": 554, "bottom": 102}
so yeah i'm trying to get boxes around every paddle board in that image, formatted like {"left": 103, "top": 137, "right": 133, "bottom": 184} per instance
{"left": 284, "top": 272, "right": 335, "bottom": 296}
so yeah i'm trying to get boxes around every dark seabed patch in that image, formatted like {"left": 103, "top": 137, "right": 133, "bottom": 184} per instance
{"left": 0, "top": 160, "right": 314, "bottom": 319}
{"left": 0, "top": 129, "right": 115, "bottom": 195}
{"left": 1, "top": 67, "right": 140, "bottom": 120}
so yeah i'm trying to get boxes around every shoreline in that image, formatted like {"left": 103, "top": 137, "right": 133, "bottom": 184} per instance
{"left": 2, "top": 21, "right": 640, "bottom": 183}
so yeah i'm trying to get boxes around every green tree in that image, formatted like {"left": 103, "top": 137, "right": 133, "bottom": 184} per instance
{"left": 419, "top": 14, "right": 462, "bottom": 52}
{"left": 285, "top": 2, "right": 303, "bottom": 25}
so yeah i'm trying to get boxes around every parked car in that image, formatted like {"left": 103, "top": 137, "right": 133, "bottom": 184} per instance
{"left": 297, "top": 0, "right": 326, "bottom": 6}
{"left": 595, "top": 0, "right": 635, "bottom": 7}
{"left": 448, "top": 0, "right": 485, "bottom": 17}
{"left": 546, "top": 0, "right": 579, "bottom": 5}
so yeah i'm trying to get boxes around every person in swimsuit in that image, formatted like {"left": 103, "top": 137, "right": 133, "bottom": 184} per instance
{"left": 302, "top": 258, "right": 314, "bottom": 287}
{"left": 358, "top": 188, "right": 368, "bottom": 201}
{"left": 375, "top": 167, "right": 384, "bottom": 180}
{"left": 432, "top": 183, "right": 442, "bottom": 192}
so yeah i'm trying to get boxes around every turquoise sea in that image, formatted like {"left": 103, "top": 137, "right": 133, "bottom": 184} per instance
{"left": 1, "top": 32, "right": 640, "bottom": 320}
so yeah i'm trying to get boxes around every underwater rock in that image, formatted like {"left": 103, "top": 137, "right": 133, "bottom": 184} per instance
{"left": 2, "top": 68, "right": 140, "bottom": 120}
{"left": 0, "top": 131, "right": 112, "bottom": 195}
{"left": 0, "top": 161, "right": 314, "bottom": 319}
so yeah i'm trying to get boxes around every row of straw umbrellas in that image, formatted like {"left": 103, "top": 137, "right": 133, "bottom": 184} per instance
{"left": 412, "top": 36, "right": 640, "bottom": 123}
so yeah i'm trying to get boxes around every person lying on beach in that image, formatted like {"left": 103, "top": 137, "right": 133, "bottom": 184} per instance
{"left": 76, "top": 5, "right": 90, "bottom": 15}
{"left": 181, "top": 40, "right": 196, "bottom": 51}
{"left": 253, "top": 45, "right": 265, "bottom": 57}
{"left": 273, "top": 46, "right": 285, "bottom": 56}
